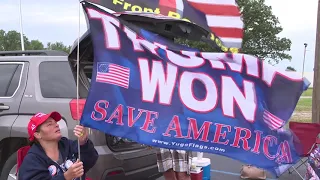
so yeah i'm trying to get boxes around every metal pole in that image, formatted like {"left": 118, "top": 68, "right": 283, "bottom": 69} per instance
{"left": 19, "top": 0, "right": 25, "bottom": 51}
{"left": 302, "top": 43, "right": 308, "bottom": 77}
{"left": 312, "top": 0, "right": 320, "bottom": 123}
{"left": 76, "top": 1, "right": 82, "bottom": 179}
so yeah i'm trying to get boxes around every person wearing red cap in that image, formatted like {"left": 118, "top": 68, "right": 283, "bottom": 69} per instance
{"left": 18, "top": 111, "right": 98, "bottom": 180}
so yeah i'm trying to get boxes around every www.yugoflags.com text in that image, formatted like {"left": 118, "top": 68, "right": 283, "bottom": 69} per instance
{"left": 152, "top": 139, "right": 226, "bottom": 152}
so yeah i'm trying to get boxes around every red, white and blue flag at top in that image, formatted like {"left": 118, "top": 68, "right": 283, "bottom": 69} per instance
{"left": 159, "top": 0, "right": 244, "bottom": 48}
{"left": 96, "top": 63, "right": 130, "bottom": 89}
{"left": 86, "top": 0, "right": 244, "bottom": 48}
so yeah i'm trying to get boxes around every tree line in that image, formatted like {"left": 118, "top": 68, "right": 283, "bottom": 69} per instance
{"left": 0, "top": 29, "right": 71, "bottom": 53}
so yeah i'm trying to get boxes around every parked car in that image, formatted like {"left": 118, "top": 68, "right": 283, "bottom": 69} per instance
{"left": 0, "top": 50, "right": 161, "bottom": 180}
{"left": 0, "top": 11, "right": 214, "bottom": 180}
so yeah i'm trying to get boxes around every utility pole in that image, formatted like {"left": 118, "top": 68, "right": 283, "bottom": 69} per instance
{"left": 302, "top": 43, "right": 308, "bottom": 77}
{"left": 312, "top": 0, "right": 320, "bottom": 123}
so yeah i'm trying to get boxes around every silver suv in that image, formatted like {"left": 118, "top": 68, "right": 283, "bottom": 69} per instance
{"left": 0, "top": 10, "right": 213, "bottom": 180}
{"left": 0, "top": 50, "right": 161, "bottom": 180}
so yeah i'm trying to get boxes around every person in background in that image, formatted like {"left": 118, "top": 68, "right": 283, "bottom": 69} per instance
{"left": 156, "top": 148, "right": 192, "bottom": 180}
{"left": 18, "top": 111, "right": 98, "bottom": 180}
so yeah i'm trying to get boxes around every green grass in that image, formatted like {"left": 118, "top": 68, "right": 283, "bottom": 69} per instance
{"left": 295, "top": 98, "right": 312, "bottom": 112}
{"left": 302, "top": 88, "right": 313, "bottom": 96}
{"left": 290, "top": 98, "right": 312, "bottom": 123}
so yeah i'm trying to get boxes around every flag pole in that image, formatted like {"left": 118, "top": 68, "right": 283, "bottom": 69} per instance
{"left": 312, "top": 0, "right": 320, "bottom": 123}
{"left": 302, "top": 43, "right": 308, "bottom": 77}
{"left": 76, "top": 1, "right": 82, "bottom": 180}
{"left": 19, "top": 0, "right": 25, "bottom": 51}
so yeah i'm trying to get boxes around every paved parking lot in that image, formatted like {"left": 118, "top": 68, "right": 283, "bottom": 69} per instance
{"left": 157, "top": 153, "right": 306, "bottom": 180}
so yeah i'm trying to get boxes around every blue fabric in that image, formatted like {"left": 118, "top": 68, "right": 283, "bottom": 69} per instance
{"left": 18, "top": 137, "right": 98, "bottom": 180}
{"left": 81, "top": 2, "right": 310, "bottom": 177}
{"left": 86, "top": 0, "right": 230, "bottom": 50}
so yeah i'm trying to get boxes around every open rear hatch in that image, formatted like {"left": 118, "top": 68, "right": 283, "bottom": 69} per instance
{"left": 68, "top": 11, "right": 216, "bottom": 151}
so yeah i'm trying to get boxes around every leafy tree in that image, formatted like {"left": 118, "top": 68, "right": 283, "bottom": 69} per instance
{"left": 237, "top": 0, "right": 292, "bottom": 64}
{"left": 46, "top": 42, "right": 71, "bottom": 53}
{"left": 0, "top": 30, "right": 5, "bottom": 50}
{"left": 0, "top": 30, "right": 31, "bottom": 51}
{"left": 0, "top": 29, "right": 71, "bottom": 53}
{"left": 286, "top": 66, "right": 296, "bottom": 71}
{"left": 29, "top": 40, "right": 44, "bottom": 50}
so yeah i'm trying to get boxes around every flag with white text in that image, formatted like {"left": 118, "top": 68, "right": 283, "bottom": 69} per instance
{"left": 85, "top": 0, "right": 243, "bottom": 52}
{"left": 80, "top": 2, "right": 310, "bottom": 177}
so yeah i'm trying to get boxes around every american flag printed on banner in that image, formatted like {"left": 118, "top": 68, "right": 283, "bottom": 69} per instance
{"left": 186, "top": 0, "right": 244, "bottom": 48}
{"left": 96, "top": 63, "right": 130, "bottom": 89}
{"left": 263, "top": 110, "right": 285, "bottom": 130}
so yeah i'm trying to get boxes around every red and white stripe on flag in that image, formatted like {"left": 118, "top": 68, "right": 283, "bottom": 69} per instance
{"left": 263, "top": 110, "right": 285, "bottom": 130}
{"left": 159, "top": 0, "right": 185, "bottom": 15}
{"left": 187, "top": 0, "right": 243, "bottom": 48}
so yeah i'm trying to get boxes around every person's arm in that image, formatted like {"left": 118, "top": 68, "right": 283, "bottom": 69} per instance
{"left": 70, "top": 139, "right": 98, "bottom": 173}
{"left": 18, "top": 154, "right": 65, "bottom": 180}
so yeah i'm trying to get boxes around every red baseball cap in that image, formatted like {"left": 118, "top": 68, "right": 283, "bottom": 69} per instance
{"left": 28, "top": 112, "right": 62, "bottom": 141}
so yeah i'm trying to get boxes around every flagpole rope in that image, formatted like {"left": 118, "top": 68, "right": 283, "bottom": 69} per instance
{"left": 77, "top": 1, "right": 82, "bottom": 180}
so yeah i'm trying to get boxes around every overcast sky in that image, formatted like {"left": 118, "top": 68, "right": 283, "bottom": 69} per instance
{"left": 0, "top": 0, "right": 317, "bottom": 74}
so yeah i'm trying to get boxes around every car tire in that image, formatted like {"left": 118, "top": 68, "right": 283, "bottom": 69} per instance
{"left": 0, "top": 152, "right": 18, "bottom": 180}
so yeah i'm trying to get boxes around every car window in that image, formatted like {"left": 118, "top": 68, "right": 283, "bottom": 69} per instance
{"left": 84, "top": 65, "right": 93, "bottom": 81}
{"left": 0, "top": 63, "right": 23, "bottom": 97}
{"left": 39, "top": 61, "right": 77, "bottom": 98}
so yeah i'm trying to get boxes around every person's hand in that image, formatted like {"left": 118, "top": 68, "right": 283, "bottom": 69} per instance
{"left": 64, "top": 159, "right": 84, "bottom": 180}
{"left": 74, "top": 125, "right": 88, "bottom": 146}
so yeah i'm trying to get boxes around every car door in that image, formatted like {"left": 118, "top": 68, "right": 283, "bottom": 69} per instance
{"left": 0, "top": 61, "right": 28, "bottom": 141}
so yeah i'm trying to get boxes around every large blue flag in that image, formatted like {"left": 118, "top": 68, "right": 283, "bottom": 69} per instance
{"left": 80, "top": 1, "right": 310, "bottom": 177}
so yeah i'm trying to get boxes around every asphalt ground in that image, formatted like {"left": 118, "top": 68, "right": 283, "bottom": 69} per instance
{"left": 156, "top": 153, "right": 306, "bottom": 180}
